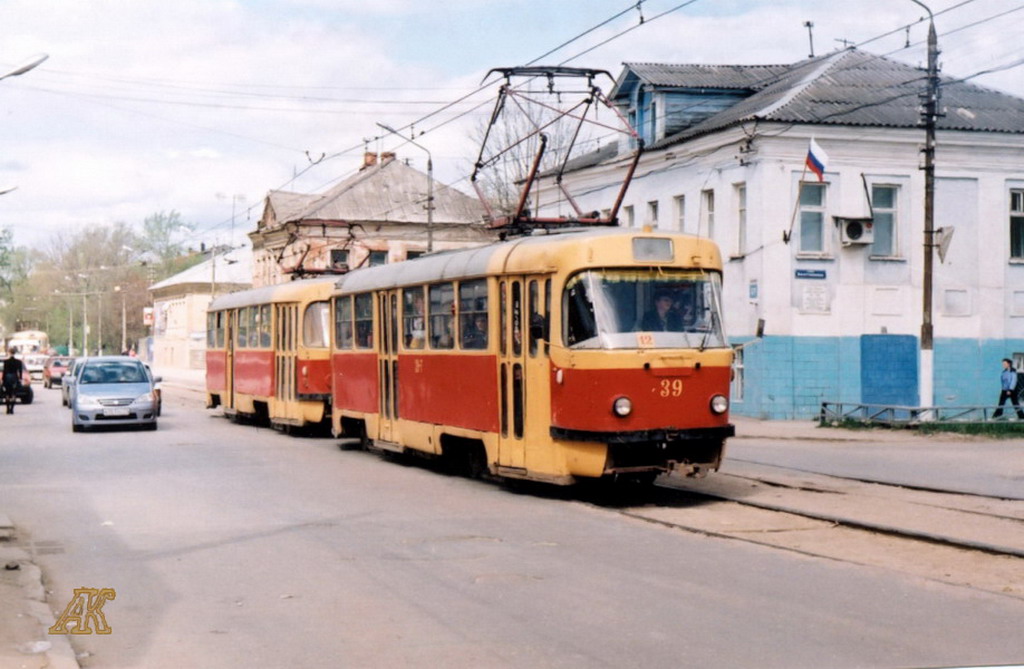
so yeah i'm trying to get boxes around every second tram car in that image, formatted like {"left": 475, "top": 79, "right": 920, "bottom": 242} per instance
{"left": 330, "top": 229, "right": 734, "bottom": 485}
{"left": 206, "top": 278, "right": 335, "bottom": 430}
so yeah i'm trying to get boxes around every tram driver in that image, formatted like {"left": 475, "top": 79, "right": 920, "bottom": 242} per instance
{"left": 638, "top": 290, "right": 683, "bottom": 332}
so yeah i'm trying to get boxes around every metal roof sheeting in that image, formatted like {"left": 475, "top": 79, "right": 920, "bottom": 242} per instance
{"left": 651, "top": 49, "right": 1024, "bottom": 148}
{"left": 294, "top": 158, "right": 486, "bottom": 226}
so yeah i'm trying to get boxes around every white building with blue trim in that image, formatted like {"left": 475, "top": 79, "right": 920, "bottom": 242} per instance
{"left": 535, "top": 49, "right": 1024, "bottom": 419}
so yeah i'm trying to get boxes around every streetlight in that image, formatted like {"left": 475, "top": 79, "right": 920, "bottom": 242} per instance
{"left": 909, "top": 0, "right": 939, "bottom": 410}
{"left": 377, "top": 122, "right": 434, "bottom": 252}
{"left": 0, "top": 53, "right": 48, "bottom": 82}
{"left": 114, "top": 286, "right": 127, "bottom": 354}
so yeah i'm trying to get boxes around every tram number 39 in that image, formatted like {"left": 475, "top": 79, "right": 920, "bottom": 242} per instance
{"left": 659, "top": 379, "right": 684, "bottom": 397}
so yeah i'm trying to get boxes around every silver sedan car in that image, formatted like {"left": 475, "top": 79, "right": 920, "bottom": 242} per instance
{"left": 71, "top": 357, "right": 159, "bottom": 432}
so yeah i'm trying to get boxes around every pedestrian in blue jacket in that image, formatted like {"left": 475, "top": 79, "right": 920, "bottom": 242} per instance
{"left": 993, "top": 358, "right": 1024, "bottom": 419}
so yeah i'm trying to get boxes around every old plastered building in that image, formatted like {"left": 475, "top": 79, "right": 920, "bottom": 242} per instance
{"left": 250, "top": 152, "right": 494, "bottom": 287}
{"left": 536, "top": 49, "right": 1024, "bottom": 418}
{"left": 149, "top": 247, "right": 252, "bottom": 369}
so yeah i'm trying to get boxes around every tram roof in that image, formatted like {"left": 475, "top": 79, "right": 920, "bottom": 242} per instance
{"left": 334, "top": 228, "right": 720, "bottom": 294}
{"left": 208, "top": 277, "right": 335, "bottom": 311}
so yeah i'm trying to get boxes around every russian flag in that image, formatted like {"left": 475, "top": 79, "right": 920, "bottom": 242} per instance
{"left": 805, "top": 138, "right": 829, "bottom": 182}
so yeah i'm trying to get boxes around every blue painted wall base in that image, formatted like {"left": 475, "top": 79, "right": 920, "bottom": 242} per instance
{"left": 730, "top": 335, "right": 1024, "bottom": 419}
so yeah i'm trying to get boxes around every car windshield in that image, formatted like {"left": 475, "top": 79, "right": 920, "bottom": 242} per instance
{"left": 563, "top": 268, "right": 727, "bottom": 350}
{"left": 79, "top": 361, "right": 148, "bottom": 385}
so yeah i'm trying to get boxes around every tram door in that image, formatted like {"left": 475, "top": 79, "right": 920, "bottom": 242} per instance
{"left": 275, "top": 303, "right": 298, "bottom": 412}
{"left": 376, "top": 291, "right": 400, "bottom": 445}
{"left": 498, "top": 277, "right": 551, "bottom": 471}
{"left": 225, "top": 309, "right": 237, "bottom": 411}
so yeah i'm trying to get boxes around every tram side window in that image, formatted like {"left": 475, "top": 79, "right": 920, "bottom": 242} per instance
{"left": 259, "top": 304, "right": 272, "bottom": 348}
{"left": 403, "top": 287, "right": 426, "bottom": 349}
{"left": 429, "top": 283, "right": 454, "bottom": 349}
{"left": 335, "top": 297, "right": 353, "bottom": 349}
{"left": 237, "top": 307, "right": 249, "bottom": 348}
{"left": 247, "top": 306, "right": 260, "bottom": 347}
{"left": 459, "top": 280, "right": 488, "bottom": 350}
{"left": 207, "top": 313, "right": 216, "bottom": 348}
{"left": 303, "top": 301, "right": 331, "bottom": 349}
{"left": 354, "top": 293, "right": 374, "bottom": 349}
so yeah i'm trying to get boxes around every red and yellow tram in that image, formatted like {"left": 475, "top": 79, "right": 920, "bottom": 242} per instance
{"left": 330, "top": 228, "right": 734, "bottom": 485}
{"left": 206, "top": 278, "right": 335, "bottom": 430}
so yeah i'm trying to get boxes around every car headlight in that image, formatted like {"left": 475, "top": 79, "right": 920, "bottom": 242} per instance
{"left": 709, "top": 394, "right": 729, "bottom": 415}
{"left": 612, "top": 396, "right": 633, "bottom": 417}
{"left": 76, "top": 395, "right": 102, "bottom": 409}
{"left": 133, "top": 391, "right": 155, "bottom": 405}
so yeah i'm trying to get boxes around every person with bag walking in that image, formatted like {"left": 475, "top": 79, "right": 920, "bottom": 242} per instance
{"left": 993, "top": 357, "right": 1024, "bottom": 419}
{"left": 1, "top": 349, "right": 25, "bottom": 414}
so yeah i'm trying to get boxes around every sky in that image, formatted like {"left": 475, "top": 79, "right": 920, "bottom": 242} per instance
{"left": 0, "top": 0, "right": 1022, "bottom": 252}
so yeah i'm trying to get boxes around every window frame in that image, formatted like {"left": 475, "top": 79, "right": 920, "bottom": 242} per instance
{"left": 797, "top": 182, "right": 828, "bottom": 257}
{"left": 1010, "top": 188, "right": 1024, "bottom": 260}
{"left": 869, "top": 183, "right": 901, "bottom": 259}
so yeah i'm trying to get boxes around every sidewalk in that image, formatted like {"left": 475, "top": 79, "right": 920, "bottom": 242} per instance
{"left": 730, "top": 414, "right": 930, "bottom": 443}
{"left": 0, "top": 514, "right": 78, "bottom": 669}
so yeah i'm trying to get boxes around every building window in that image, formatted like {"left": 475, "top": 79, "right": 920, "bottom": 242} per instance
{"left": 330, "top": 249, "right": 349, "bottom": 270}
{"left": 368, "top": 250, "right": 388, "bottom": 266}
{"left": 871, "top": 185, "right": 899, "bottom": 257}
{"left": 799, "top": 183, "right": 827, "bottom": 254}
{"left": 735, "top": 184, "right": 747, "bottom": 255}
{"left": 647, "top": 200, "right": 659, "bottom": 226}
{"left": 701, "top": 190, "right": 715, "bottom": 239}
{"left": 623, "top": 205, "right": 635, "bottom": 228}
{"left": 731, "top": 345, "right": 744, "bottom": 401}
{"left": 1011, "top": 189, "right": 1024, "bottom": 259}
{"left": 673, "top": 195, "right": 685, "bottom": 232}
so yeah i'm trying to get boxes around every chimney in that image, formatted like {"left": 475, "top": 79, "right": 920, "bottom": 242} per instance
{"left": 362, "top": 151, "right": 378, "bottom": 169}
{"left": 380, "top": 152, "right": 396, "bottom": 165}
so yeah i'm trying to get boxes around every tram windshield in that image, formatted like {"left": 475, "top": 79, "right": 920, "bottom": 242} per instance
{"left": 563, "top": 269, "right": 727, "bottom": 350}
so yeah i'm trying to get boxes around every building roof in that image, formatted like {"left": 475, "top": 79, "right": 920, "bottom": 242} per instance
{"left": 614, "top": 61, "right": 791, "bottom": 95}
{"left": 294, "top": 157, "right": 486, "bottom": 225}
{"left": 264, "top": 190, "right": 321, "bottom": 227}
{"left": 149, "top": 246, "right": 253, "bottom": 292}
{"left": 650, "top": 49, "right": 1024, "bottom": 148}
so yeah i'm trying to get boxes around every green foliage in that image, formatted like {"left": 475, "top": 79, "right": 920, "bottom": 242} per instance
{"left": 0, "top": 211, "right": 205, "bottom": 354}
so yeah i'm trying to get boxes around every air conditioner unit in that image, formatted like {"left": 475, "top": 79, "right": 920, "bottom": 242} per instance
{"left": 837, "top": 217, "right": 874, "bottom": 245}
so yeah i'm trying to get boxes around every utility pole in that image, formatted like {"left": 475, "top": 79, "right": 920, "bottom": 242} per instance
{"left": 377, "top": 122, "right": 434, "bottom": 252}
{"left": 912, "top": 0, "right": 940, "bottom": 409}
{"left": 804, "top": 21, "right": 815, "bottom": 58}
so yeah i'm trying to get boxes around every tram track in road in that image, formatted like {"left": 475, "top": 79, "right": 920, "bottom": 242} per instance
{"left": 593, "top": 463, "right": 1024, "bottom": 602}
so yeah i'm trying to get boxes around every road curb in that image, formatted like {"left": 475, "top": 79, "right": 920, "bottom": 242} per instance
{"left": 1, "top": 525, "right": 80, "bottom": 669}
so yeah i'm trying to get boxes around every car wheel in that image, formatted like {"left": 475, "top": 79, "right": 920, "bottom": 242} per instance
{"left": 72, "top": 422, "right": 83, "bottom": 433}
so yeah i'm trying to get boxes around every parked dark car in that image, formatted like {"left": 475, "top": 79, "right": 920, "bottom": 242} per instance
{"left": 61, "top": 358, "right": 86, "bottom": 407}
{"left": 43, "top": 356, "right": 74, "bottom": 389}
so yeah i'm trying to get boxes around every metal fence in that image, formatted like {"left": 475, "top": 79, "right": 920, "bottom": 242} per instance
{"left": 819, "top": 401, "right": 1024, "bottom": 427}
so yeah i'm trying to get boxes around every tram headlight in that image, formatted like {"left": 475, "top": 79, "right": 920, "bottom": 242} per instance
{"left": 710, "top": 394, "right": 729, "bottom": 415}
{"left": 612, "top": 396, "right": 633, "bottom": 417}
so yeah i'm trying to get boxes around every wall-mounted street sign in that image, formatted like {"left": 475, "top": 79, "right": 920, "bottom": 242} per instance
{"left": 795, "top": 269, "right": 827, "bottom": 279}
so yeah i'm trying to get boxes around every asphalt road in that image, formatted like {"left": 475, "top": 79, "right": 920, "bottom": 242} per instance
{"left": 2, "top": 385, "right": 1023, "bottom": 668}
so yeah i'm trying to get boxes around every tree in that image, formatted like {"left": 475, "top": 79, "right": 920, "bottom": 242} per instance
{"left": 2, "top": 212, "right": 205, "bottom": 355}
